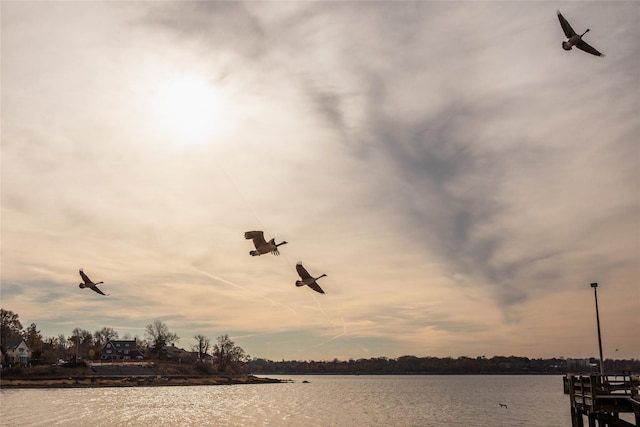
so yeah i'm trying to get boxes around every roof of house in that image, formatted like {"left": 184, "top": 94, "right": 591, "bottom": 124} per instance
{"left": 5, "top": 337, "right": 32, "bottom": 352}
{"left": 100, "top": 339, "right": 138, "bottom": 350}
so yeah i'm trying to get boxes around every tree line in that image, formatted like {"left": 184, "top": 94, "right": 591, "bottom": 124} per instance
{"left": 4, "top": 308, "right": 637, "bottom": 376}
{"left": 0, "top": 308, "right": 248, "bottom": 373}
{"left": 247, "top": 355, "right": 640, "bottom": 375}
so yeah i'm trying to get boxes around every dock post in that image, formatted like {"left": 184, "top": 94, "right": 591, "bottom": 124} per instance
{"left": 571, "top": 406, "right": 584, "bottom": 427}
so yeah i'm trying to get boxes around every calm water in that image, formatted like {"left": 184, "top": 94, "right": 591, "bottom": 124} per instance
{"left": 1, "top": 375, "right": 575, "bottom": 426}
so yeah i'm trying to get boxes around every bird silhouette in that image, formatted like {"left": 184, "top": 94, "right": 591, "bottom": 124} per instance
{"left": 244, "top": 231, "right": 288, "bottom": 256}
{"left": 557, "top": 11, "right": 605, "bottom": 57}
{"left": 499, "top": 403, "right": 508, "bottom": 409}
{"left": 78, "top": 269, "right": 107, "bottom": 296}
{"left": 295, "top": 262, "right": 327, "bottom": 294}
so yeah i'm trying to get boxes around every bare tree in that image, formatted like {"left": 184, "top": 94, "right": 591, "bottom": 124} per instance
{"left": 56, "top": 334, "right": 68, "bottom": 361}
{"left": 144, "top": 320, "right": 179, "bottom": 359}
{"left": 68, "top": 328, "right": 92, "bottom": 361}
{"left": 40, "top": 336, "right": 60, "bottom": 364}
{"left": 193, "top": 334, "right": 210, "bottom": 361}
{"left": 212, "top": 334, "right": 248, "bottom": 373}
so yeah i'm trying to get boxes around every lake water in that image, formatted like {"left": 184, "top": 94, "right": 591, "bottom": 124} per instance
{"left": 1, "top": 375, "right": 578, "bottom": 426}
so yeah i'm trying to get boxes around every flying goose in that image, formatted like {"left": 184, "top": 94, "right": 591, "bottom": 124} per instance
{"left": 244, "top": 230, "right": 288, "bottom": 256}
{"left": 557, "top": 11, "right": 605, "bottom": 57}
{"left": 79, "top": 269, "right": 107, "bottom": 296}
{"left": 295, "top": 262, "right": 326, "bottom": 294}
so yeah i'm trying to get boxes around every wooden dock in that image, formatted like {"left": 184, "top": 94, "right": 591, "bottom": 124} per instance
{"left": 564, "top": 374, "right": 640, "bottom": 426}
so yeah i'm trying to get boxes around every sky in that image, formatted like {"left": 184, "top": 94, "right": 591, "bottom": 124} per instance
{"left": 1, "top": 1, "right": 638, "bottom": 362}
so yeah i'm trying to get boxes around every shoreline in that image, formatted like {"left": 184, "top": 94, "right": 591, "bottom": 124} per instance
{"left": 0, "top": 374, "right": 283, "bottom": 389}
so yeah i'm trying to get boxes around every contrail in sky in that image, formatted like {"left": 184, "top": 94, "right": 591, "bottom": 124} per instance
{"left": 217, "top": 160, "right": 268, "bottom": 231}
{"left": 311, "top": 317, "right": 347, "bottom": 349}
{"left": 191, "top": 267, "right": 301, "bottom": 325}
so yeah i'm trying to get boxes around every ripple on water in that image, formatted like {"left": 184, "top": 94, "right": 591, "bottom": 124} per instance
{"left": 0, "top": 376, "right": 605, "bottom": 427}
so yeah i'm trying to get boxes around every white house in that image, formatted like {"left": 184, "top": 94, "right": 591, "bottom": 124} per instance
{"left": 4, "top": 338, "right": 32, "bottom": 366}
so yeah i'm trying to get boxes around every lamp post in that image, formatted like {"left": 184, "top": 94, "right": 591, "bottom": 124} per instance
{"left": 590, "top": 282, "right": 604, "bottom": 375}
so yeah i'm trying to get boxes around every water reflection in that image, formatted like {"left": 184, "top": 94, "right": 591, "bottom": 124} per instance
{"left": 1, "top": 375, "right": 572, "bottom": 426}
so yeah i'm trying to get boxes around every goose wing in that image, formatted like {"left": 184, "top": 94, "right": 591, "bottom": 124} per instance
{"left": 79, "top": 269, "right": 92, "bottom": 284}
{"left": 557, "top": 11, "right": 576, "bottom": 38}
{"left": 296, "top": 262, "right": 312, "bottom": 280}
{"left": 307, "top": 282, "right": 325, "bottom": 294}
{"left": 576, "top": 40, "right": 604, "bottom": 57}
{"left": 244, "top": 230, "right": 267, "bottom": 248}
{"left": 90, "top": 285, "right": 107, "bottom": 296}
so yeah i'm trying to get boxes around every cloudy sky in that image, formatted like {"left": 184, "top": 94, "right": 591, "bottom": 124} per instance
{"left": 2, "top": 1, "right": 638, "bottom": 361}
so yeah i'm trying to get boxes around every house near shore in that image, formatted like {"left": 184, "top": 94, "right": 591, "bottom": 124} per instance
{"left": 163, "top": 343, "right": 198, "bottom": 363}
{"left": 100, "top": 339, "right": 144, "bottom": 361}
{"left": 4, "top": 338, "right": 32, "bottom": 366}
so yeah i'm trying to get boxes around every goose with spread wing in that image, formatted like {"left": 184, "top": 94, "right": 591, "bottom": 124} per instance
{"left": 79, "top": 269, "right": 107, "bottom": 296}
{"left": 295, "top": 262, "right": 326, "bottom": 294}
{"left": 244, "top": 230, "right": 288, "bottom": 256}
{"left": 557, "top": 11, "right": 605, "bottom": 57}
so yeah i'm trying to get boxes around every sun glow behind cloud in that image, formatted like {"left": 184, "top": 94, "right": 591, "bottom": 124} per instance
{"left": 148, "top": 74, "right": 228, "bottom": 145}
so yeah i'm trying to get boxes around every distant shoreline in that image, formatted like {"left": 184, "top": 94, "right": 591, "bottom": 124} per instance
{"left": 0, "top": 374, "right": 283, "bottom": 389}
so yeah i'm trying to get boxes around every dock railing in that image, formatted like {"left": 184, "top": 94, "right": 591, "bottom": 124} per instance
{"left": 564, "top": 374, "right": 640, "bottom": 427}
